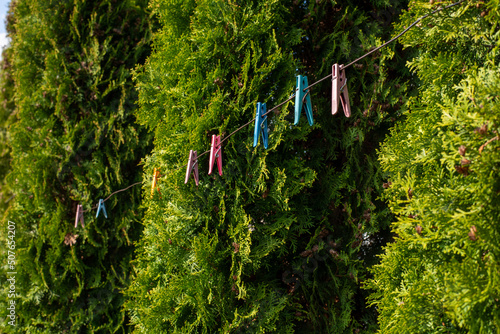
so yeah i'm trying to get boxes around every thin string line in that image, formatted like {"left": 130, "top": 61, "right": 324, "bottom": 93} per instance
{"left": 304, "top": 74, "right": 332, "bottom": 92}
{"left": 103, "top": 181, "right": 142, "bottom": 202}
{"left": 302, "top": 0, "right": 466, "bottom": 92}
{"left": 171, "top": 94, "right": 298, "bottom": 174}
{"left": 263, "top": 94, "right": 296, "bottom": 118}
{"left": 82, "top": 181, "right": 142, "bottom": 213}
{"left": 159, "top": 0, "right": 465, "bottom": 178}
{"left": 342, "top": 0, "right": 466, "bottom": 71}
{"left": 81, "top": 0, "right": 466, "bottom": 211}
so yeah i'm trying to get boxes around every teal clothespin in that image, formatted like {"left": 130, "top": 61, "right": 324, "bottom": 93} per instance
{"left": 253, "top": 102, "right": 268, "bottom": 149}
{"left": 96, "top": 199, "right": 108, "bottom": 218}
{"left": 294, "top": 75, "right": 314, "bottom": 126}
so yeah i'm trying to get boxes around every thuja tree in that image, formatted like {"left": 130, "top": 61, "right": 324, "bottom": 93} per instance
{"left": 0, "top": 1, "right": 15, "bottom": 223}
{"left": 0, "top": 7, "right": 16, "bottom": 330}
{"left": 127, "top": 0, "right": 409, "bottom": 332}
{"left": 366, "top": 1, "right": 500, "bottom": 333}
{"left": 0, "top": 0, "right": 152, "bottom": 332}
{"left": 0, "top": 46, "right": 15, "bottom": 220}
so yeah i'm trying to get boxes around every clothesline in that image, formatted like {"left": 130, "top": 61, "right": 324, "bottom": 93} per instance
{"left": 176, "top": 0, "right": 466, "bottom": 172}
{"left": 75, "top": 0, "right": 466, "bottom": 224}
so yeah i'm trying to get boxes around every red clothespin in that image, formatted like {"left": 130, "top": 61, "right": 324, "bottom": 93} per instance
{"left": 151, "top": 168, "right": 160, "bottom": 197}
{"left": 332, "top": 64, "right": 351, "bottom": 117}
{"left": 208, "top": 135, "right": 223, "bottom": 176}
{"left": 75, "top": 204, "right": 85, "bottom": 228}
{"left": 185, "top": 150, "right": 199, "bottom": 185}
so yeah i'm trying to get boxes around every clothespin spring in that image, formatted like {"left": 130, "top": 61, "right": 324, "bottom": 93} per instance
{"left": 189, "top": 160, "right": 199, "bottom": 173}
{"left": 332, "top": 75, "right": 347, "bottom": 92}
{"left": 214, "top": 146, "right": 221, "bottom": 158}
{"left": 260, "top": 117, "right": 267, "bottom": 130}
{"left": 340, "top": 78, "right": 347, "bottom": 92}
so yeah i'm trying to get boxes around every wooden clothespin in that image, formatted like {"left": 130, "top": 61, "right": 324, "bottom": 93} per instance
{"left": 332, "top": 64, "right": 351, "bottom": 117}
{"left": 294, "top": 75, "right": 314, "bottom": 126}
{"left": 185, "top": 150, "right": 199, "bottom": 185}
{"left": 209, "top": 135, "right": 223, "bottom": 176}
{"left": 75, "top": 204, "right": 85, "bottom": 228}
{"left": 151, "top": 168, "right": 160, "bottom": 197}
{"left": 96, "top": 199, "right": 108, "bottom": 218}
{"left": 253, "top": 102, "right": 268, "bottom": 149}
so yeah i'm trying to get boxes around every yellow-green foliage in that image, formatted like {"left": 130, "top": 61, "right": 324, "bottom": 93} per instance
{"left": 0, "top": 0, "right": 153, "bottom": 332}
{"left": 0, "top": 36, "right": 15, "bottom": 222}
{"left": 127, "top": 0, "right": 411, "bottom": 333}
{"left": 367, "top": 1, "right": 500, "bottom": 332}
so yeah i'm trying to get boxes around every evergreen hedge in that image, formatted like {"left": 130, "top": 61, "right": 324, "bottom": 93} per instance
{"left": 3, "top": 0, "right": 494, "bottom": 332}
{"left": 0, "top": 1, "right": 15, "bottom": 224}
{"left": 126, "top": 0, "right": 410, "bottom": 332}
{"left": 0, "top": 0, "right": 153, "bottom": 332}
{"left": 367, "top": 1, "right": 500, "bottom": 332}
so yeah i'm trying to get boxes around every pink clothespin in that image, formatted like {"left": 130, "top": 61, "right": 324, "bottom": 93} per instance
{"left": 185, "top": 150, "right": 199, "bottom": 185}
{"left": 208, "top": 135, "right": 223, "bottom": 176}
{"left": 75, "top": 204, "right": 85, "bottom": 228}
{"left": 332, "top": 64, "right": 351, "bottom": 117}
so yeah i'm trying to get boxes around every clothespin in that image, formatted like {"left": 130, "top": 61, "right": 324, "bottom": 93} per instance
{"left": 331, "top": 64, "right": 351, "bottom": 117}
{"left": 185, "top": 150, "right": 199, "bottom": 185}
{"left": 208, "top": 135, "right": 223, "bottom": 176}
{"left": 253, "top": 102, "right": 268, "bottom": 149}
{"left": 151, "top": 168, "right": 160, "bottom": 197}
{"left": 96, "top": 199, "right": 108, "bottom": 218}
{"left": 294, "top": 75, "right": 314, "bottom": 126}
{"left": 75, "top": 204, "right": 85, "bottom": 228}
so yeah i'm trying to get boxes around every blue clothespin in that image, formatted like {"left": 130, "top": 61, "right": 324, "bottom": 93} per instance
{"left": 294, "top": 75, "right": 314, "bottom": 126}
{"left": 96, "top": 199, "right": 108, "bottom": 218}
{"left": 253, "top": 102, "right": 268, "bottom": 149}
{"left": 75, "top": 204, "right": 85, "bottom": 228}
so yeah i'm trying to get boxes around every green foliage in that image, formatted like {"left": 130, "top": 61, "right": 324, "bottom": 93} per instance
{"left": 0, "top": 5, "right": 17, "bottom": 331}
{"left": 0, "top": 1, "right": 16, "bottom": 223}
{"left": 127, "top": 0, "right": 410, "bottom": 333}
{"left": 0, "top": 42, "right": 15, "bottom": 221}
{"left": 367, "top": 1, "right": 500, "bottom": 332}
{"left": 0, "top": 0, "right": 153, "bottom": 332}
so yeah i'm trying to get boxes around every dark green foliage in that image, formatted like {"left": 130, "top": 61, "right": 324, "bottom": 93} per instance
{"left": 366, "top": 1, "right": 500, "bottom": 332}
{"left": 0, "top": 1, "right": 16, "bottom": 222}
{"left": 0, "top": 0, "right": 153, "bottom": 332}
{"left": 0, "top": 5, "right": 17, "bottom": 331}
{"left": 127, "top": 0, "right": 409, "bottom": 332}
